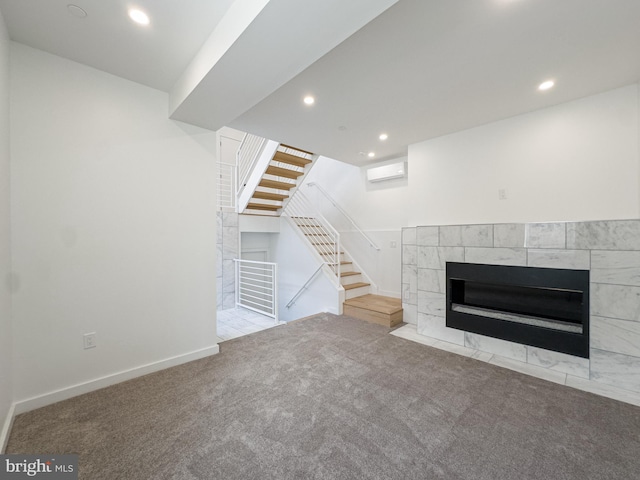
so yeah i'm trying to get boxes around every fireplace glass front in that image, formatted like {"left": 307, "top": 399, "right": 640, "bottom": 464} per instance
{"left": 446, "top": 262, "right": 589, "bottom": 358}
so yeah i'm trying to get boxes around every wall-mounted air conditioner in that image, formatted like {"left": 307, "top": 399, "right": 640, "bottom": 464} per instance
{"left": 366, "top": 162, "right": 405, "bottom": 182}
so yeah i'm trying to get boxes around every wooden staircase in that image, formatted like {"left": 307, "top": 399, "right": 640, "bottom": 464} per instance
{"left": 290, "top": 216, "right": 403, "bottom": 327}
{"left": 286, "top": 197, "right": 403, "bottom": 327}
{"left": 245, "top": 145, "right": 314, "bottom": 215}
{"left": 340, "top": 263, "right": 404, "bottom": 327}
{"left": 291, "top": 216, "right": 371, "bottom": 296}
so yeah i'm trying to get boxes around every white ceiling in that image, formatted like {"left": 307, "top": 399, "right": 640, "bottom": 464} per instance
{"left": 230, "top": 0, "right": 640, "bottom": 165}
{"left": 0, "top": 0, "right": 236, "bottom": 91}
{"left": 168, "top": 0, "right": 399, "bottom": 136}
{"left": 1, "top": 0, "right": 640, "bottom": 166}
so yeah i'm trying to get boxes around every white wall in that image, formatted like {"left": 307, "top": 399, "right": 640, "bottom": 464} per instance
{"left": 10, "top": 44, "right": 218, "bottom": 408}
{"left": 305, "top": 157, "right": 410, "bottom": 230}
{"left": 239, "top": 214, "right": 280, "bottom": 233}
{"left": 409, "top": 84, "right": 640, "bottom": 225}
{"left": 0, "top": 10, "right": 13, "bottom": 451}
{"left": 275, "top": 218, "right": 340, "bottom": 322}
{"left": 303, "top": 157, "right": 405, "bottom": 297}
{"left": 303, "top": 85, "right": 640, "bottom": 296}
{"left": 241, "top": 232, "right": 275, "bottom": 261}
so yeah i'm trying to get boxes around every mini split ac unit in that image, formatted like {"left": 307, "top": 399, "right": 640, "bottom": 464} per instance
{"left": 366, "top": 162, "right": 405, "bottom": 182}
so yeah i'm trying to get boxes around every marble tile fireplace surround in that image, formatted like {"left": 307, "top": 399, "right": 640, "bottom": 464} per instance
{"left": 401, "top": 220, "right": 640, "bottom": 396}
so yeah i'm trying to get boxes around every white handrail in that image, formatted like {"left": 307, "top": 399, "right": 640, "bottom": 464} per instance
{"left": 307, "top": 182, "right": 380, "bottom": 250}
{"left": 234, "top": 259, "right": 278, "bottom": 323}
{"left": 285, "top": 265, "right": 323, "bottom": 309}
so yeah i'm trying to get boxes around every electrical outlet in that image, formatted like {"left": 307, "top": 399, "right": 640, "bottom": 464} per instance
{"left": 390, "top": 241, "right": 397, "bottom": 248}
{"left": 83, "top": 332, "right": 97, "bottom": 349}
{"left": 498, "top": 188, "right": 507, "bottom": 200}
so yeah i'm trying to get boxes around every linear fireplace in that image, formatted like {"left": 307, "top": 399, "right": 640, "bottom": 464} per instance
{"left": 446, "top": 262, "right": 590, "bottom": 358}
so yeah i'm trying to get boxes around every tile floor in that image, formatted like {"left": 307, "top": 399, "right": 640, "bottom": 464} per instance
{"left": 391, "top": 323, "right": 640, "bottom": 408}
{"left": 217, "top": 307, "right": 281, "bottom": 342}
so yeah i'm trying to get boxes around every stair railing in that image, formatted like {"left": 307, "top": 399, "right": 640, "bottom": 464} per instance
{"left": 306, "top": 181, "right": 380, "bottom": 293}
{"left": 236, "top": 133, "right": 267, "bottom": 193}
{"left": 282, "top": 189, "right": 341, "bottom": 280}
{"left": 234, "top": 259, "right": 278, "bottom": 323}
{"left": 285, "top": 265, "right": 323, "bottom": 309}
{"left": 306, "top": 182, "right": 380, "bottom": 251}
{"left": 217, "top": 161, "right": 236, "bottom": 211}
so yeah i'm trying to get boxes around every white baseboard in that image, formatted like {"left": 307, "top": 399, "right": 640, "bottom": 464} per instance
{"left": 14, "top": 344, "right": 220, "bottom": 415}
{"left": 378, "top": 290, "right": 401, "bottom": 299}
{"left": 1, "top": 403, "right": 15, "bottom": 453}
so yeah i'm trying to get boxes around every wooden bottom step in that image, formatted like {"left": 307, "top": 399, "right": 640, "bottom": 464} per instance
{"left": 343, "top": 294, "right": 403, "bottom": 328}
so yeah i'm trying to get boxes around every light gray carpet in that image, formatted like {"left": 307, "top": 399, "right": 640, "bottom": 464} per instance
{"left": 7, "top": 313, "right": 640, "bottom": 479}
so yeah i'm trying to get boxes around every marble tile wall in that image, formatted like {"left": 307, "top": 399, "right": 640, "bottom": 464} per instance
{"left": 216, "top": 212, "right": 239, "bottom": 310}
{"left": 402, "top": 220, "right": 640, "bottom": 394}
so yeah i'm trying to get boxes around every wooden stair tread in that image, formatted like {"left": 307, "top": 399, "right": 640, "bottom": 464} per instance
{"left": 273, "top": 151, "right": 312, "bottom": 167}
{"left": 340, "top": 271, "right": 361, "bottom": 277}
{"left": 252, "top": 191, "right": 288, "bottom": 201}
{"left": 259, "top": 179, "right": 295, "bottom": 190}
{"left": 246, "top": 203, "right": 280, "bottom": 211}
{"left": 280, "top": 144, "right": 314, "bottom": 155}
{"left": 266, "top": 165, "right": 304, "bottom": 179}
{"left": 343, "top": 282, "right": 370, "bottom": 290}
{"left": 344, "top": 294, "right": 402, "bottom": 314}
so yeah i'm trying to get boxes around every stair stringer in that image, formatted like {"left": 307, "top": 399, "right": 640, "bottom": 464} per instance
{"left": 237, "top": 139, "right": 279, "bottom": 213}
{"left": 276, "top": 216, "right": 344, "bottom": 321}
{"left": 341, "top": 250, "right": 378, "bottom": 295}
{"left": 288, "top": 214, "right": 377, "bottom": 294}
{"left": 277, "top": 153, "right": 319, "bottom": 212}
{"left": 283, "top": 214, "right": 382, "bottom": 304}
{"left": 240, "top": 144, "right": 319, "bottom": 216}
{"left": 283, "top": 215, "right": 342, "bottom": 285}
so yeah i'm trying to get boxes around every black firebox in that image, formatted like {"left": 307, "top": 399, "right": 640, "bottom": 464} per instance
{"left": 446, "top": 262, "right": 589, "bottom": 358}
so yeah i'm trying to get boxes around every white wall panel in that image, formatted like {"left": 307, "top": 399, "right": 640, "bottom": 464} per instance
{"left": 10, "top": 44, "right": 218, "bottom": 404}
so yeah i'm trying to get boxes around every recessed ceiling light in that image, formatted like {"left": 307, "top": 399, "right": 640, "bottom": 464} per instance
{"left": 379, "top": 133, "right": 388, "bottom": 141}
{"left": 303, "top": 96, "right": 315, "bottom": 105}
{"left": 368, "top": 152, "right": 375, "bottom": 158}
{"left": 538, "top": 80, "right": 555, "bottom": 91}
{"left": 67, "top": 4, "right": 88, "bottom": 18}
{"left": 129, "top": 8, "right": 150, "bottom": 25}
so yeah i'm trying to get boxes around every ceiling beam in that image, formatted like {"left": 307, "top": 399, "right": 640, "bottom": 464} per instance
{"left": 169, "top": 0, "right": 399, "bottom": 131}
